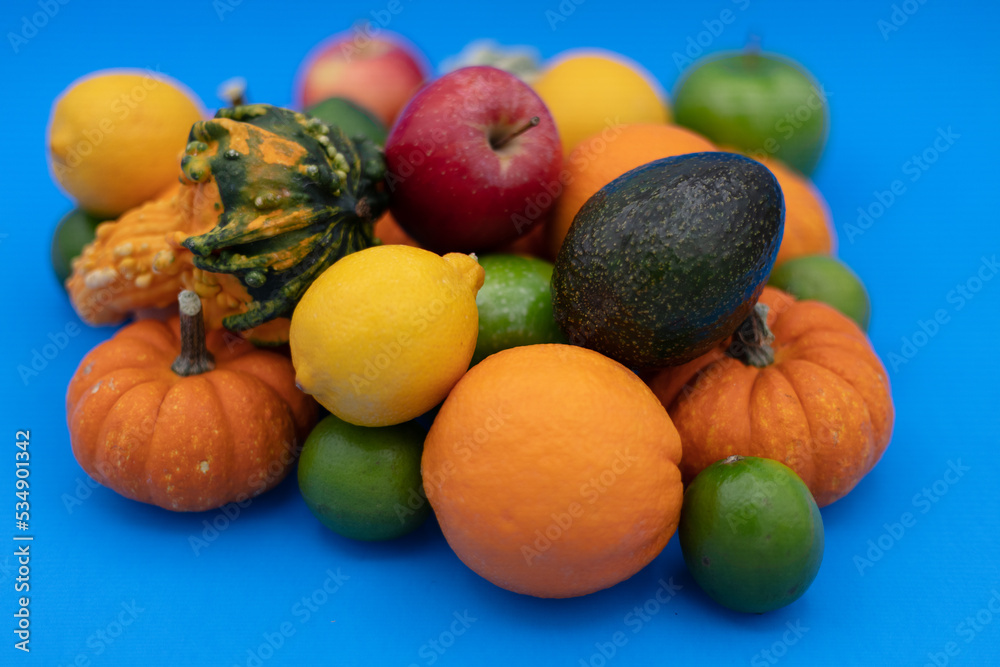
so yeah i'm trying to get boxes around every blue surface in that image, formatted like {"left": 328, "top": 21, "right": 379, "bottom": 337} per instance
{"left": 3, "top": 0, "right": 999, "bottom": 664}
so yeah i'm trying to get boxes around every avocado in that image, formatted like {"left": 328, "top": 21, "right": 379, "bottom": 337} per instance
{"left": 551, "top": 152, "right": 784, "bottom": 369}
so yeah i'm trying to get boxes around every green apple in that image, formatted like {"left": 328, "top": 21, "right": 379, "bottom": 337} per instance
{"left": 673, "top": 50, "right": 829, "bottom": 175}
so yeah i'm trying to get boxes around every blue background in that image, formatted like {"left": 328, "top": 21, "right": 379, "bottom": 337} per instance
{"left": 3, "top": 0, "right": 999, "bottom": 664}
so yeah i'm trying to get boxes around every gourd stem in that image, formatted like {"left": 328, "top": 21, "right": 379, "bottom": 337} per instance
{"left": 355, "top": 196, "right": 376, "bottom": 223}
{"left": 172, "top": 291, "right": 216, "bottom": 376}
{"left": 726, "top": 302, "right": 775, "bottom": 368}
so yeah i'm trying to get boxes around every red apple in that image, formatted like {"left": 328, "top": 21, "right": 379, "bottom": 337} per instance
{"left": 295, "top": 30, "right": 428, "bottom": 126}
{"left": 385, "top": 66, "right": 562, "bottom": 253}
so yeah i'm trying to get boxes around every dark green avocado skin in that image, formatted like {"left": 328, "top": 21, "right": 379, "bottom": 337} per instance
{"left": 551, "top": 152, "right": 784, "bottom": 369}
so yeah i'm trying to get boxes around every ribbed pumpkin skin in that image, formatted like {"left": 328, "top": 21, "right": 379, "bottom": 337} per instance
{"left": 645, "top": 287, "right": 893, "bottom": 507}
{"left": 66, "top": 318, "right": 317, "bottom": 511}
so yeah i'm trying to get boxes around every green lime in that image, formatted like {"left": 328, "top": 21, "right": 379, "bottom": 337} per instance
{"left": 305, "top": 97, "right": 388, "bottom": 146}
{"left": 679, "top": 455, "right": 824, "bottom": 614}
{"left": 50, "top": 208, "right": 106, "bottom": 286}
{"left": 768, "top": 254, "right": 871, "bottom": 330}
{"left": 297, "top": 414, "right": 429, "bottom": 541}
{"left": 472, "top": 254, "right": 567, "bottom": 365}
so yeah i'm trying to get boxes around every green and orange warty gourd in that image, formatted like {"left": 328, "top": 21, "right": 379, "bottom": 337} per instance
{"left": 645, "top": 287, "right": 894, "bottom": 507}
{"left": 66, "top": 104, "right": 387, "bottom": 341}
{"left": 66, "top": 291, "right": 318, "bottom": 512}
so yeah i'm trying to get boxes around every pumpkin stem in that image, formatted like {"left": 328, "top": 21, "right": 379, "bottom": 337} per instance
{"left": 172, "top": 291, "right": 216, "bottom": 376}
{"left": 726, "top": 302, "right": 775, "bottom": 368}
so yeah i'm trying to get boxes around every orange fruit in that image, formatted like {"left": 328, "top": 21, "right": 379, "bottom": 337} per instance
{"left": 752, "top": 155, "right": 836, "bottom": 267}
{"left": 48, "top": 70, "right": 204, "bottom": 217}
{"left": 547, "top": 124, "right": 716, "bottom": 259}
{"left": 422, "top": 344, "right": 683, "bottom": 598}
{"left": 533, "top": 51, "right": 671, "bottom": 156}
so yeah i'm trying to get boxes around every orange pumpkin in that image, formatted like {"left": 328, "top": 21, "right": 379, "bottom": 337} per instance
{"left": 66, "top": 291, "right": 318, "bottom": 511}
{"left": 645, "top": 287, "right": 893, "bottom": 507}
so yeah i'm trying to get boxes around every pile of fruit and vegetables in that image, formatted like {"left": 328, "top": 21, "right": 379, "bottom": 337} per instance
{"left": 52, "top": 30, "right": 892, "bottom": 612}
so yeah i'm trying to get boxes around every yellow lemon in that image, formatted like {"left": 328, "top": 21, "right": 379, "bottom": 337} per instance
{"left": 533, "top": 51, "right": 671, "bottom": 155}
{"left": 48, "top": 69, "right": 204, "bottom": 217}
{"left": 289, "top": 245, "right": 484, "bottom": 427}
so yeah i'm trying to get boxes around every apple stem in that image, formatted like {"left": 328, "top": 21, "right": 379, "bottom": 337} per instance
{"left": 491, "top": 117, "right": 540, "bottom": 149}
{"left": 745, "top": 33, "right": 762, "bottom": 64}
